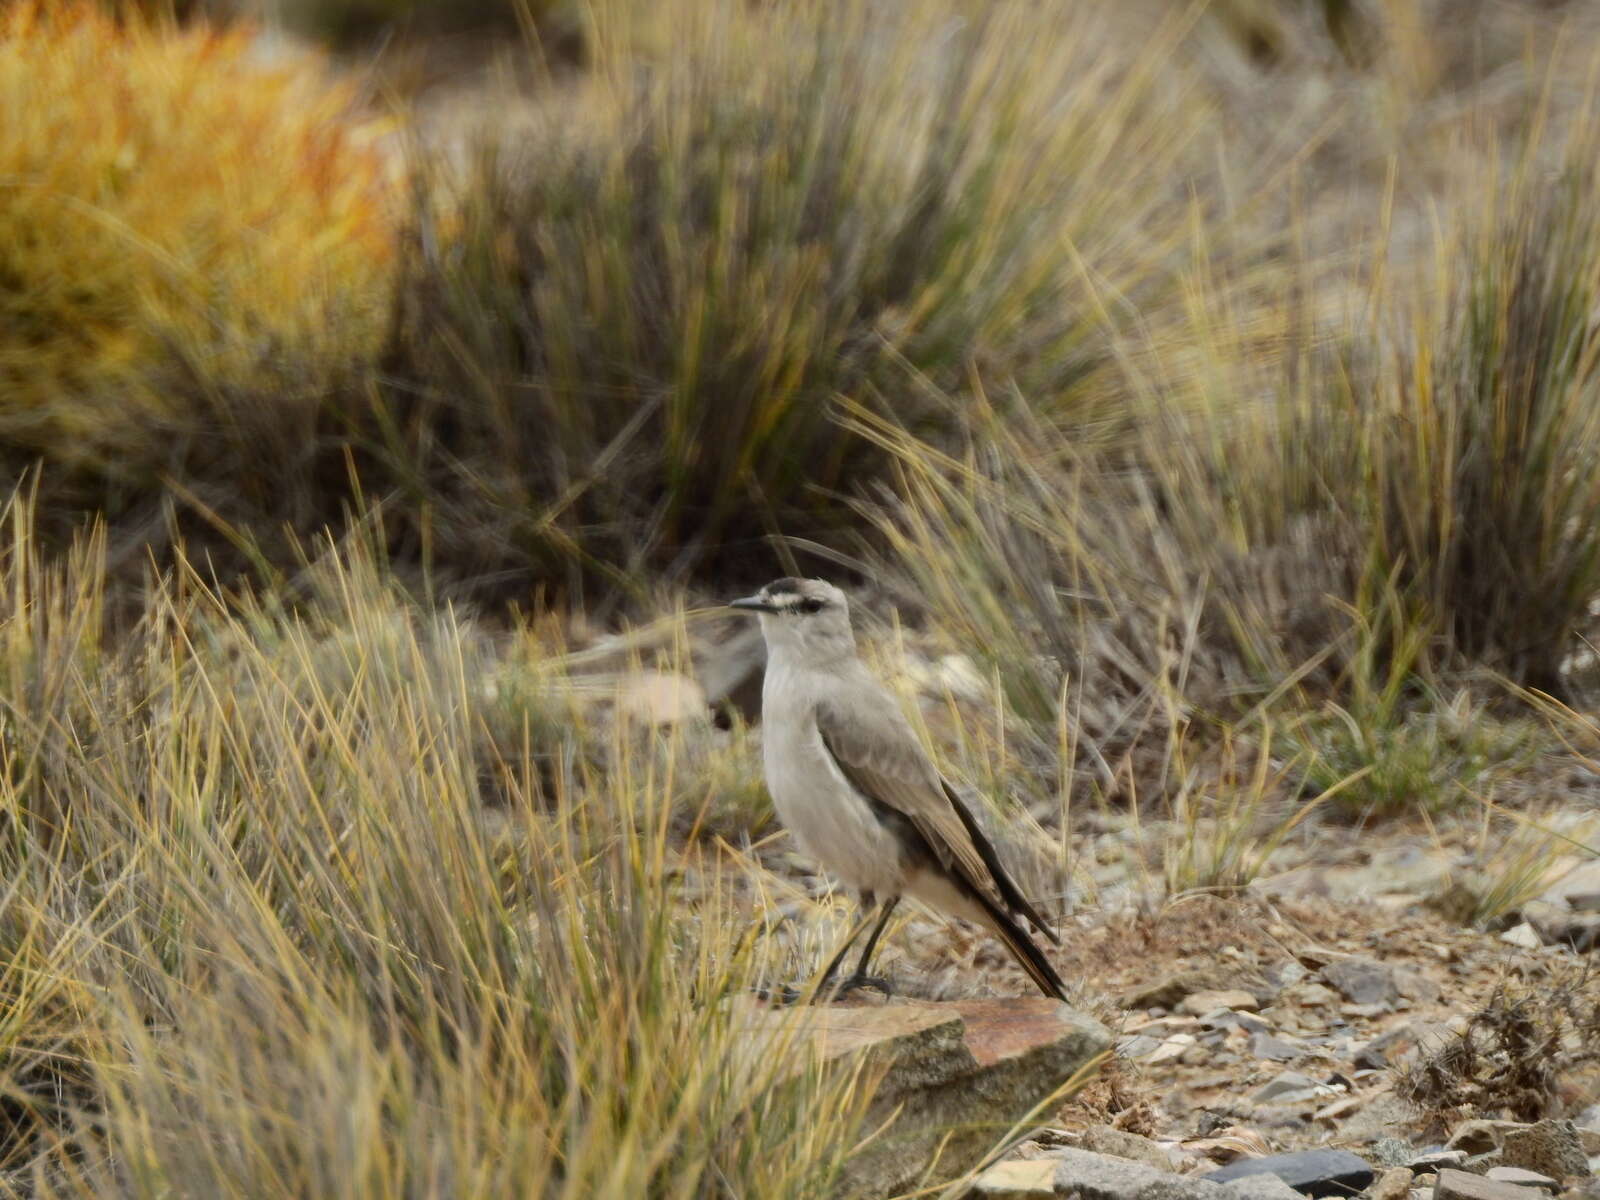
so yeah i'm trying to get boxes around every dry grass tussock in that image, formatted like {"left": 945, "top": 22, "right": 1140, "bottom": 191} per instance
{"left": 379, "top": 0, "right": 1207, "bottom": 593}
{"left": 852, "top": 92, "right": 1600, "bottom": 816}
{"left": 0, "top": 489, "right": 883, "bottom": 1196}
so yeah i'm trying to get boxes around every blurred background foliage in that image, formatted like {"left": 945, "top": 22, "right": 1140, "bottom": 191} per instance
{"left": 8, "top": 0, "right": 1600, "bottom": 702}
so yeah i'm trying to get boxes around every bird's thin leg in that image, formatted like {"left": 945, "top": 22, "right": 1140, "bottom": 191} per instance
{"left": 829, "top": 896, "right": 897, "bottom": 997}
{"left": 756, "top": 897, "right": 872, "bottom": 1006}
{"left": 850, "top": 896, "right": 899, "bottom": 981}
{"left": 814, "top": 895, "right": 874, "bottom": 993}
{"left": 819, "top": 896, "right": 896, "bottom": 998}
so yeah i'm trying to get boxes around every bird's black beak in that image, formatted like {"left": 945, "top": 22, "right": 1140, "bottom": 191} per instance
{"left": 728, "top": 595, "right": 777, "bottom": 613}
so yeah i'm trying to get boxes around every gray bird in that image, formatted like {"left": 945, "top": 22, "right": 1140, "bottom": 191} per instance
{"left": 728, "top": 576, "right": 1065, "bottom": 1001}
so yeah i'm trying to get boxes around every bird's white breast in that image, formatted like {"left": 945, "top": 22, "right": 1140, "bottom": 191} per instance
{"left": 761, "top": 658, "right": 909, "bottom": 898}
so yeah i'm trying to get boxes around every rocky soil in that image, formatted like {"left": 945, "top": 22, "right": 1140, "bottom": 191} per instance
{"left": 965, "top": 861, "right": 1600, "bottom": 1200}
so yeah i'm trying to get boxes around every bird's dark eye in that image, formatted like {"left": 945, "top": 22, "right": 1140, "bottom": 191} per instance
{"left": 799, "top": 598, "right": 825, "bottom": 614}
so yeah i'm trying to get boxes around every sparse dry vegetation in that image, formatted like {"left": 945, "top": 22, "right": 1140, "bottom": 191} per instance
{"left": 1397, "top": 970, "right": 1600, "bottom": 1126}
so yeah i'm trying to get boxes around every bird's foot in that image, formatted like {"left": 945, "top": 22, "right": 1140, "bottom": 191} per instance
{"left": 818, "top": 972, "right": 893, "bottom": 1003}
{"left": 752, "top": 972, "right": 893, "bottom": 1006}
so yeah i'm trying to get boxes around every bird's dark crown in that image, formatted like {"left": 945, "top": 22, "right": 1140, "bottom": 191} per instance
{"left": 758, "top": 576, "right": 836, "bottom": 614}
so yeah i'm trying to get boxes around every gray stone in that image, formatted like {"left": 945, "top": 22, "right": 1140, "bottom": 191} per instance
{"left": 1434, "top": 1169, "right": 1541, "bottom": 1200}
{"left": 1249, "top": 1071, "right": 1325, "bottom": 1104}
{"left": 1054, "top": 1148, "right": 1231, "bottom": 1200}
{"left": 1576, "top": 1106, "right": 1600, "bottom": 1155}
{"left": 1312, "top": 1093, "right": 1363, "bottom": 1122}
{"left": 1315, "top": 1092, "right": 1414, "bottom": 1148}
{"left": 1394, "top": 967, "right": 1443, "bottom": 1004}
{"left": 1319, "top": 958, "right": 1401, "bottom": 1010}
{"left": 1294, "top": 982, "right": 1343, "bottom": 1007}
{"left": 1520, "top": 901, "right": 1576, "bottom": 940}
{"left": 1545, "top": 861, "right": 1600, "bottom": 908}
{"left": 1203, "top": 1148, "right": 1376, "bottom": 1196}
{"left": 1205, "top": 1010, "right": 1269, "bottom": 1034}
{"left": 1251, "top": 1033, "right": 1305, "bottom": 1062}
{"left": 1353, "top": 1042, "right": 1390, "bottom": 1071}
{"left": 1409, "top": 1151, "right": 1470, "bottom": 1174}
{"left": 1500, "top": 1121, "right": 1591, "bottom": 1181}
{"left": 1081, "top": 1126, "right": 1179, "bottom": 1172}
{"left": 1485, "top": 1167, "right": 1559, "bottom": 1191}
{"left": 1369, "top": 1139, "right": 1415, "bottom": 1169}
{"left": 1341, "top": 1002, "right": 1393, "bottom": 1019}
{"left": 1543, "top": 913, "right": 1600, "bottom": 954}
{"left": 1120, "top": 969, "right": 1276, "bottom": 1011}
{"left": 1224, "top": 1176, "right": 1305, "bottom": 1200}
{"left": 741, "top": 997, "right": 1112, "bottom": 1199}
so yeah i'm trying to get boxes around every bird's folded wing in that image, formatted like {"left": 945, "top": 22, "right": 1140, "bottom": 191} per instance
{"left": 814, "top": 693, "right": 1003, "bottom": 908}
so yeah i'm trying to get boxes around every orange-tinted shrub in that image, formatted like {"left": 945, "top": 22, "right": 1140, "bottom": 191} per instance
{"left": 0, "top": 2, "right": 395, "bottom": 475}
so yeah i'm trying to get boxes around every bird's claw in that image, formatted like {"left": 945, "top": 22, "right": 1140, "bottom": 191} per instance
{"left": 752, "top": 983, "right": 806, "bottom": 1006}
{"left": 752, "top": 972, "right": 892, "bottom": 1006}
{"left": 820, "top": 972, "right": 893, "bottom": 1001}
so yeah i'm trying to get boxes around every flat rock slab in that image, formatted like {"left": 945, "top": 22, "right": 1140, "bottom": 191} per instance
{"left": 1435, "top": 1169, "right": 1544, "bottom": 1200}
{"left": 1119, "top": 968, "right": 1274, "bottom": 1010}
{"left": 1204, "top": 1149, "right": 1377, "bottom": 1197}
{"left": 741, "top": 997, "right": 1111, "bottom": 1198}
{"left": 1080, "top": 1126, "right": 1181, "bottom": 1173}
{"left": 1485, "top": 1167, "right": 1559, "bottom": 1191}
{"left": 1249, "top": 1070, "right": 1330, "bottom": 1106}
{"left": 1055, "top": 1147, "right": 1233, "bottom": 1200}
{"left": 974, "top": 1148, "right": 1315, "bottom": 1200}
{"left": 1047, "top": 1149, "right": 1304, "bottom": 1200}
{"left": 1448, "top": 1121, "right": 1525, "bottom": 1155}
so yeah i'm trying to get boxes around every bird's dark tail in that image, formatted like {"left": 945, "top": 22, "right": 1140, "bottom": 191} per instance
{"left": 941, "top": 779, "right": 1061, "bottom": 945}
{"left": 971, "top": 888, "right": 1068, "bottom": 1001}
